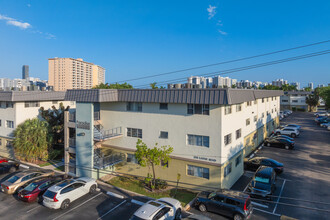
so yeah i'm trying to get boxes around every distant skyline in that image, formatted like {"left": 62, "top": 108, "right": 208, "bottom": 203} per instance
{"left": 0, "top": 0, "right": 329, "bottom": 88}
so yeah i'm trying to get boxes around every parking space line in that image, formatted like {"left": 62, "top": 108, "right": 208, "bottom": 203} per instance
{"left": 251, "top": 201, "right": 269, "bottom": 209}
{"left": 26, "top": 205, "right": 42, "bottom": 213}
{"left": 52, "top": 192, "right": 102, "bottom": 220}
{"left": 273, "top": 179, "right": 286, "bottom": 214}
{"left": 97, "top": 200, "right": 126, "bottom": 220}
{"left": 254, "top": 208, "right": 281, "bottom": 217}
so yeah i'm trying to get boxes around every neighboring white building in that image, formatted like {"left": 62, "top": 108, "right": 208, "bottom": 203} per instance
{"left": 272, "top": 79, "right": 288, "bottom": 87}
{"left": 290, "top": 82, "right": 300, "bottom": 90}
{"left": 65, "top": 88, "right": 282, "bottom": 190}
{"left": 0, "top": 91, "right": 75, "bottom": 158}
{"left": 308, "top": 82, "right": 314, "bottom": 90}
{"left": 280, "top": 91, "right": 311, "bottom": 111}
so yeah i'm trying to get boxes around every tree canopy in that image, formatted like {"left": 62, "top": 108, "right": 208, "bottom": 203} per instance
{"left": 13, "top": 118, "right": 52, "bottom": 162}
{"left": 319, "top": 86, "right": 330, "bottom": 110}
{"left": 93, "top": 82, "right": 133, "bottom": 89}
{"left": 150, "top": 82, "right": 166, "bottom": 89}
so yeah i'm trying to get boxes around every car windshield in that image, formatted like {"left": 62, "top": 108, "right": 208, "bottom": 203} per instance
{"left": 24, "top": 182, "right": 39, "bottom": 191}
{"left": 255, "top": 176, "right": 270, "bottom": 184}
{"left": 43, "top": 190, "right": 56, "bottom": 199}
{"left": 267, "top": 159, "right": 282, "bottom": 166}
{"left": 7, "top": 175, "right": 20, "bottom": 183}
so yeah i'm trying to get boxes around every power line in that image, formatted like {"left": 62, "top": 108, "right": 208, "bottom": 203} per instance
{"left": 133, "top": 49, "right": 330, "bottom": 88}
{"left": 115, "top": 39, "right": 330, "bottom": 83}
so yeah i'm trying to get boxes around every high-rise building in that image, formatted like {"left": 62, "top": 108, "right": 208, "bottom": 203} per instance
{"left": 22, "top": 65, "right": 29, "bottom": 79}
{"left": 308, "top": 82, "right": 314, "bottom": 90}
{"left": 290, "top": 82, "right": 300, "bottom": 90}
{"left": 272, "top": 79, "right": 288, "bottom": 87}
{"left": 48, "top": 58, "right": 105, "bottom": 91}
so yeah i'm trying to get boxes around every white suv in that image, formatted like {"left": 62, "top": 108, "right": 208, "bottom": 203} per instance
{"left": 43, "top": 177, "right": 97, "bottom": 209}
{"left": 130, "top": 198, "right": 182, "bottom": 220}
{"left": 275, "top": 127, "right": 300, "bottom": 138}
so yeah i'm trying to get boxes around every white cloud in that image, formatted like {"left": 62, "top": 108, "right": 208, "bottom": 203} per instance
{"left": 207, "top": 5, "right": 217, "bottom": 19}
{"left": 0, "top": 14, "right": 31, "bottom": 29}
{"left": 218, "top": 30, "right": 227, "bottom": 35}
{"left": 27, "top": 4, "right": 31, "bottom": 7}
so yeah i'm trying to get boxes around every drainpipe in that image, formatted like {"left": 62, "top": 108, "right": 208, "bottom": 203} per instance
{"left": 64, "top": 111, "right": 70, "bottom": 177}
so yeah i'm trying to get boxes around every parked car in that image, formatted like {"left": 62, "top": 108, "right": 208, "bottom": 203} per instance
{"left": 282, "top": 124, "right": 301, "bottom": 130}
{"left": 194, "top": 189, "right": 252, "bottom": 220}
{"left": 18, "top": 176, "right": 65, "bottom": 203}
{"left": 275, "top": 127, "right": 299, "bottom": 138}
{"left": 284, "top": 110, "right": 292, "bottom": 115}
{"left": 263, "top": 137, "right": 294, "bottom": 150}
{"left": 314, "top": 112, "right": 329, "bottom": 117}
{"left": 244, "top": 157, "right": 284, "bottom": 174}
{"left": 247, "top": 166, "right": 276, "bottom": 200}
{"left": 43, "top": 177, "right": 97, "bottom": 210}
{"left": 130, "top": 197, "right": 182, "bottom": 220}
{"left": 0, "top": 161, "right": 20, "bottom": 174}
{"left": 1, "top": 170, "right": 54, "bottom": 194}
{"left": 0, "top": 158, "right": 8, "bottom": 164}
{"left": 316, "top": 117, "right": 329, "bottom": 125}
{"left": 271, "top": 135, "right": 294, "bottom": 141}
{"left": 315, "top": 116, "right": 327, "bottom": 122}
{"left": 328, "top": 126, "right": 330, "bottom": 131}
{"left": 320, "top": 122, "right": 330, "bottom": 128}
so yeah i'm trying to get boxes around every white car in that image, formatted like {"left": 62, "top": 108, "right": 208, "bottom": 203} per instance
{"left": 320, "top": 122, "right": 330, "bottom": 128}
{"left": 328, "top": 126, "right": 330, "bottom": 131}
{"left": 283, "top": 124, "right": 301, "bottom": 130}
{"left": 314, "top": 112, "right": 329, "bottom": 117}
{"left": 43, "top": 177, "right": 97, "bottom": 209}
{"left": 275, "top": 127, "right": 300, "bottom": 138}
{"left": 130, "top": 198, "right": 182, "bottom": 220}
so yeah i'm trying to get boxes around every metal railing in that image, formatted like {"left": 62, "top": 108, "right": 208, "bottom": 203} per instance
{"left": 94, "top": 127, "right": 122, "bottom": 141}
{"left": 94, "top": 152, "right": 124, "bottom": 169}
{"left": 69, "top": 138, "right": 76, "bottom": 147}
{"left": 94, "top": 112, "right": 100, "bottom": 120}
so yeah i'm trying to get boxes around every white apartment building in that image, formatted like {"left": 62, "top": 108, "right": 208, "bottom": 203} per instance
{"left": 0, "top": 91, "right": 75, "bottom": 158}
{"left": 65, "top": 88, "right": 282, "bottom": 190}
{"left": 280, "top": 91, "right": 311, "bottom": 111}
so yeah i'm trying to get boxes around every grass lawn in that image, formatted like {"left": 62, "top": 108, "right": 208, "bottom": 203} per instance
{"left": 55, "top": 165, "right": 65, "bottom": 171}
{"left": 109, "top": 176, "right": 197, "bottom": 206}
{"left": 39, "top": 162, "right": 52, "bottom": 167}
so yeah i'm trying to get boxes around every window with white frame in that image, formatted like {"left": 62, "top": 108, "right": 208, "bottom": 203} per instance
{"left": 159, "top": 131, "right": 168, "bottom": 139}
{"left": 246, "top": 101, "right": 252, "bottom": 106}
{"left": 224, "top": 106, "right": 232, "bottom": 115}
{"left": 246, "top": 118, "right": 250, "bottom": 126}
{"left": 6, "top": 102, "right": 13, "bottom": 108}
{"left": 187, "top": 165, "right": 209, "bottom": 179}
{"left": 262, "top": 98, "right": 264, "bottom": 103}
{"left": 254, "top": 115, "right": 257, "bottom": 122}
{"left": 126, "top": 102, "right": 142, "bottom": 112}
{"left": 6, "top": 120, "right": 14, "bottom": 128}
{"left": 236, "top": 129, "right": 241, "bottom": 139}
{"left": 24, "top": 102, "right": 40, "bottom": 108}
{"left": 224, "top": 134, "right": 232, "bottom": 145}
{"left": 127, "top": 128, "right": 142, "bottom": 138}
{"left": 224, "top": 162, "right": 232, "bottom": 177}
{"left": 187, "top": 104, "right": 209, "bottom": 115}
{"left": 261, "top": 113, "right": 265, "bottom": 118}
{"left": 236, "top": 104, "right": 242, "bottom": 112}
{"left": 235, "top": 155, "right": 242, "bottom": 167}
{"left": 126, "top": 153, "right": 139, "bottom": 164}
{"left": 187, "top": 135, "right": 209, "bottom": 147}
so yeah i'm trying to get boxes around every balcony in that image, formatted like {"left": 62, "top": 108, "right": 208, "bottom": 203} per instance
{"left": 69, "top": 112, "right": 76, "bottom": 122}
{"left": 94, "top": 150, "right": 125, "bottom": 169}
{"left": 94, "top": 127, "right": 123, "bottom": 141}
{"left": 94, "top": 111, "right": 100, "bottom": 121}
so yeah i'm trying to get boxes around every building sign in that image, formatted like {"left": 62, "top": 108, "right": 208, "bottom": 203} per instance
{"left": 76, "top": 121, "right": 90, "bottom": 130}
{"left": 193, "top": 156, "right": 216, "bottom": 162}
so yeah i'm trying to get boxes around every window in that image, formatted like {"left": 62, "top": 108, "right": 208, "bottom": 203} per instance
{"left": 226, "top": 198, "right": 239, "bottom": 206}
{"left": 52, "top": 101, "right": 58, "bottom": 104}
{"left": 282, "top": 100, "right": 289, "bottom": 102}
{"left": 161, "top": 160, "right": 169, "bottom": 168}
{"left": 159, "top": 103, "right": 168, "bottom": 110}
{"left": 224, "top": 134, "right": 232, "bottom": 145}
{"left": 254, "top": 115, "right": 257, "bottom": 122}
{"left": 187, "top": 104, "right": 209, "bottom": 115}
{"left": 266, "top": 98, "right": 269, "bottom": 102}
{"left": 246, "top": 101, "right": 252, "bottom": 106}
{"left": 236, "top": 129, "right": 241, "bottom": 139}
{"left": 292, "top": 100, "right": 298, "bottom": 103}
{"left": 272, "top": 97, "right": 274, "bottom": 101}
{"left": 224, "top": 106, "right": 232, "bottom": 115}
{"left": 246, "top": 118, "right": 250, "bottom": 126}
{"left": 126, "top": 102, "right": 142, "bottom": 112}
{"left": 159, "top": 131, "right": 168, "bottom": 139}
{"left": 224, "top": 162, "right": 232, "bottom": 177}
{"left": 0, "top": 138, "right": 2, "bottom": 145}
{"left": 6, "top": 102, "right": 13, "bottom": 108}
{"left": 261, "top": 113, "right": 265, "bottom": 118}
{"left": 6, "top": 120, "right": 14, "bottom": 128}
{"left": 127, "top": 153, "right": 139, "bottom": 164}
{"left": 0, "top": 120, "right": 1, "bottom": 127}
{"left": 236, "top": 104, "right": 242, "bottom": 112}
{"left": 24, "top": 102, "right": 40, "bottom": 108}
{"left": 127, "top": 128, "right": 142, "bottom": 138}
{"left": 187, "top": 135, "right": 209, "bottom": 147}
{"left": 6, "top": 140, "right": 12, "bottom": 147}
{"left": 267, "top": 111, "right": 270, "bottom": 116}
{"left": 235, "top": 155, "right": 242, "bottom": 167}
{"left": 262, "top": 98, "right": 264, "bottom": 103}
{"left": 272, "top": 109, "right": 274, "bottom": 113}
{"left": 254, "top": 100, "right": 257, "bottom": 104}
{"left": 214, "top": 195, "right": 225, "bottom": 203}
{"left": 187, "top": 165, "right": 209, "bottom": 179}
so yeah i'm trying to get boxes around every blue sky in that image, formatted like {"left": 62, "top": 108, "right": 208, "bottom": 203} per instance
{"left": 0, "top": 0, "right": 329, "bottom": 88}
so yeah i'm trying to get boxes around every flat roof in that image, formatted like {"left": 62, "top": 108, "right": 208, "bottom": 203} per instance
{"left": 65, "top": 88, "right": 283, "bottom": 105}
{"left": 0, "top": 91, "right": 66, "bottom": 102}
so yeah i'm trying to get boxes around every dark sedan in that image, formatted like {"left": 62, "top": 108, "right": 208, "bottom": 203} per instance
{"left": 247, "top": 166, "right": 276, "bottom": 200}
{"left": 0, "top": 161, "right": 20, "bottom": 174}
{"left": 18, "top": 176, "right": 65, "bottom": 203}
{"left": 244, "top": 157, "right": 284, "bottom": 174}
{"left": 263, "top": 137, "right": 294, "bottom": 150}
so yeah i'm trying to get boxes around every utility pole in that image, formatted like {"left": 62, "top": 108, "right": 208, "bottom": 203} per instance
{"left": 64, "top": 111, "right": 70, "bottom": 177}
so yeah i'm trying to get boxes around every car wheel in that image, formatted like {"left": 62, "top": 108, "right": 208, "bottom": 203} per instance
{"left": 198, "top": 203, "right": 207, "bottom": 212}
{"left": 175, "top": 208, "right": 182, "bottom": 220}
{"left": 285, "top": 145, "right": 289, "bottom": 150}
{"left": 9, "top": 167, "right": 16, "bottom": 173}
{"left": 267, "top": 143, "right": 271, "bottom": 147}
{"left": 291, "top": 133, "right": 296, "bottom": 138}
{"left": 233, "top": 213, "right": 244, "bottom": 220}
{"left": 61, "top": 199, "right": 70, "bottom": 210}
{"left": 89, "top": 184, "right": 97, "bottom": 194}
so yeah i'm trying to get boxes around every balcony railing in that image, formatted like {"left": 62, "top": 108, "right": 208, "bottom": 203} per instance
{"left": 94, "top": 151, "right": 125, "bottom": 169}
{"left": 94, "top": 112, "right": 100, "bottom": 120}
{"left": 69, "top": 112, "right": 76, "bottom": 122}
{"left": 69, "top": 138, "right": 76, "bottom": 147}
{"left": 94, "top": 127, "right": 122, "bottom": 141}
